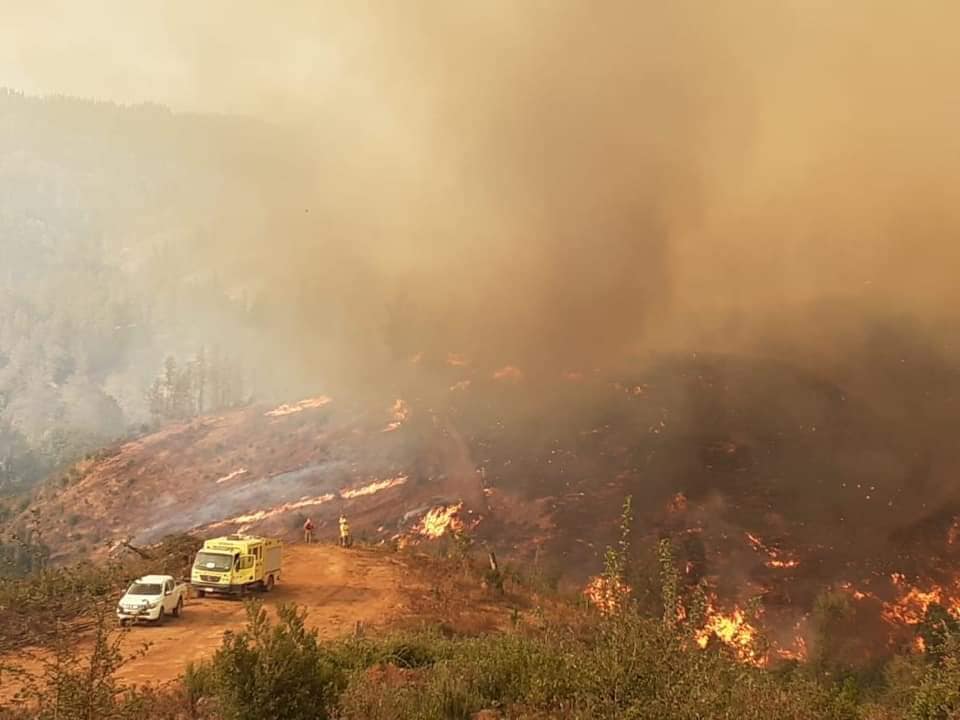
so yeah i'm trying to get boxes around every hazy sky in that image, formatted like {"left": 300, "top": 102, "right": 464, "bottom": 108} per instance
{"left": 0, "top": 1, "right": 386, "bottom": 114}
{"left": 4, "top": 1, "right": 960, "bottom": 378}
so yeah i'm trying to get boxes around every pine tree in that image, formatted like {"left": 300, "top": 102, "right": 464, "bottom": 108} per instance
{"left": 194, "top": 345, "right": 207, "bottom": 414}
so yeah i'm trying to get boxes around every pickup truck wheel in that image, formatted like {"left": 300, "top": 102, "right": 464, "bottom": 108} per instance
{"left": 173, "top": 598, "right": 183, "bottom": 617}
{"left": 156, "top": 607, "right": 165, "bottom": 624}
{"left": 196, "top": 589, "right": 206, "bottom": 598}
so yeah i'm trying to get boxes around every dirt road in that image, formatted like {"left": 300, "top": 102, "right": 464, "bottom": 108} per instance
{"left": 4, "top": 545, "right": 416, "bottom": 691}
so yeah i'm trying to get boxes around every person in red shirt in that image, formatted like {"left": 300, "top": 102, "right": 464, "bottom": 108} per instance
{"left": 303, "top": 517, "right": 315, "bottom": 544}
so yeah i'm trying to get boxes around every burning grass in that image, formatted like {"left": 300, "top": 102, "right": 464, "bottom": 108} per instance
{"left": 583, "top": 575, "right": 631, "bottom": 616}
{"left": 745, "top": 531, "right": 801, "bottom": 570}
{"left": 340, "top": 476, "right": 409, "bottom": 500}
{"left": 263, "top": 396, "right": 332, "bottom": 417}
{"left": 210, "top": 493, "right": 336, "bottom": 529}
{"left": 882, "top": 573, "right": 960, "bottom": 626}
{"left": 215, "top": 468, "right": 248, "bottom": 485}
{"left": 695, "top": 600, "right": 763, "bottom": 665}
{"left": 414, "top": 503, "right": 464, "bottom": 540}
{"left": 382, "top": 399, "right": 410, "bottom": 433}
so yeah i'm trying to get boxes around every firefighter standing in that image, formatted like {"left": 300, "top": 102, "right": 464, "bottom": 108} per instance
{"left": 338, "top": 515, "right": 351, "bottom": 548}
{"left": 303, "top": 517, "right": 315, "bottom": 544}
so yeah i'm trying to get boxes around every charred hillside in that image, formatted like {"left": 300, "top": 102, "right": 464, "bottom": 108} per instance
{"left": 7, "top": 345, "right": 960, "bottom": 661}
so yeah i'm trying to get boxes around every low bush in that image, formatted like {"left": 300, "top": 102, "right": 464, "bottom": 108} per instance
{"left": 194, "top": 602, "right": 344, "bottom": 720}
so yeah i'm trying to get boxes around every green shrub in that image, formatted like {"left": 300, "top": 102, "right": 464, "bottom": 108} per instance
{"left": 1, "top": 603, "right": 152, "bottom": 720}
{"left": 200, "top": 601, "right": 344, "bottom": 720}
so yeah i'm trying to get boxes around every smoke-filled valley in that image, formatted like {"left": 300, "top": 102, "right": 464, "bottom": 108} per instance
{"left": 3, "top": 2, "right": 960, "bottom": 714}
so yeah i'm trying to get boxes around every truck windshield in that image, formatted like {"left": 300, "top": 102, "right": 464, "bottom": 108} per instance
{"left": 128, "top": 583, "right": 162, "bottom": 595}
{"left": 195, "top": 552, "right": 232, "bottom": 571}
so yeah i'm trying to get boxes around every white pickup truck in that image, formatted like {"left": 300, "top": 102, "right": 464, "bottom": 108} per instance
{"left": 116, "top": 574, "right": 187, "bottom": 625}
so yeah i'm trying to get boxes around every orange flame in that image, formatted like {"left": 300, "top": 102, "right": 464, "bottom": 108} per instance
{"left": 215, "top": 468, "right": 248, "bottom": 485}
{"left": 744, "top": 531, "right": 800, "bottom": 570}
{"left": 264, "top": 396, "right": 332, "bottom": 417}
{"left": 383, "top": 399, "right": 410, "bottom": 432}
{"left": 695, "top": 595, "right": 764, "bottom": 665}
{"left": 839, "top": 581, "right": 874, "bottom": 601}
{"left": 776, "top": 635, "right": 808, "bottom": 662}
{"left": 211, "top": 493, "right": 336, "bottom": 528}
{"left": 340, "top": 476, "right": 408, "bottom": 499}
{"left": 415, "top": 503, "right": 464, "bottom": 539}
{"left": 767, "top": 558, "right": 801, "bottom": 569}
{"left": 883, "top": 574, "right": 947, "bottom": 625}
{"left": 583, "top": 575, "right": 631, "bottom": 615}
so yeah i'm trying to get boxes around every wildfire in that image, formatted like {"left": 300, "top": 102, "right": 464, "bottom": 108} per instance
{"left": 777, "top": 635, "right": 809, "bottom": 662}
{"left": 415, "top": 503, "right": 464, "bottom": 539}
{"left": 744, "top": 531, "right": 800, "bottom": 570}
{"left": 839, "top": 581, "right": 874, "bottom": 601}
{"left": 949, "top": 517, "right": 960, "bottom": 545}
{"left": 583, "top": 575, "right": 631, "bottom": 615}
{"left": 767, "top": 559, "right": 800, "bottom": 569}
{"left": 449, "top": 380, "right": 472, "bottom": 392}
{"left": 264, "top": 396, "right": 332, "bottom": 417}
{"left": 446, "top": 353, "right": 468, "bottom": 367}
{"left": 696, "top": 596, "right": 764, "bottom": 665}
{"left": 215, "top": 468, "right": 248, "bottom": 485}
{"left": 383, "top": 399, "right": 410, "bottom": 432}
{"left": 340, "top": 476, "right": 408, "bottom": 499}
{"left": 492, "top": 365, "right": 523, "bottom": 382}
{"left": 882, "top": 574, "right": 947, "bottom": 625}
{"left": 212, "top": 493, "right": 336, "bottom": 528}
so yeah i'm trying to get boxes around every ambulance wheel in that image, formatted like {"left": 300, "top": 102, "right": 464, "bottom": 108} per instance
{"left": 265, "top": 575, "right": 275, "bottom": 592}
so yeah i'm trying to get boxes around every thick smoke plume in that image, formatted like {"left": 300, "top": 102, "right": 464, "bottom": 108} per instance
{"left": 4, "top": 1, "right": 960, "bottom": 394}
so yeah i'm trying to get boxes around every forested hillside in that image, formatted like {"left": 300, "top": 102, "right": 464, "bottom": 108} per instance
{"left": 0, "top": 90, "right": 289, "bottom": 493}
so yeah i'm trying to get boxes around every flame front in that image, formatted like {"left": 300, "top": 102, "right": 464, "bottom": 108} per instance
{"left": 340, "top": 476, "right": 408, "bottom": 499}
{"left": 265, "top": 396, "right": 332, "bottom": 417}
{"left": 882, "top": 574, "right": 950, "bottom": 625}
{"left": 212, "top": 493, "right": 337, "bottom": 528}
